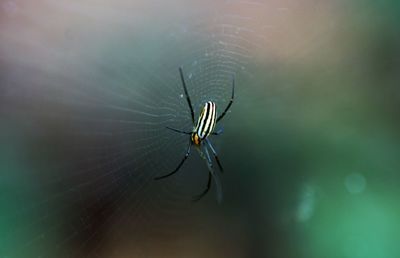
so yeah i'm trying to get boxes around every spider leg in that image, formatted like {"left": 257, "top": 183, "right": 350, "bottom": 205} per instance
{"left": 154, "top": 140, "right": 192, "bottom": 180}
{"left": 200, "top": 145, "right": 223, "bottom": 203}
{"left": 211, "top": 127, "right": 224, "bottom": 136}
{"left": 179, "top": 67, "right": 195, "bottom": 124}
{"left": 205, "top": 139, "right": 223, "bottom": 173}
{"left": 216, "top": 74, "right": 235, "bottom": 122}
{"left": 166, "top": 126, "right": 191, "bottom": 135}
{"left": 192, "top": 172, "right": 211, "bottom": 202}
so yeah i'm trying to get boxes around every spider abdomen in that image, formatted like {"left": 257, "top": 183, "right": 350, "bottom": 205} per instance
{"left": 192, "top": 101, "right": 217, "bottom": 145}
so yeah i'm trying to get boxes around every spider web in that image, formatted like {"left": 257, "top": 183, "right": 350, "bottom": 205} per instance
{"left": 0, "top": 0, "right": 333, "bottom": 257}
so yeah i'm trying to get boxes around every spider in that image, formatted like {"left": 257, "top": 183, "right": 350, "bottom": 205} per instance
{"left": 154, "top": 67, "right": 234, "bottom": 202}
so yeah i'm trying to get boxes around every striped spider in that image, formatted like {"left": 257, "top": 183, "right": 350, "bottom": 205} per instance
{"left": 155, "top": 67, "right": 234, "bottom": 202}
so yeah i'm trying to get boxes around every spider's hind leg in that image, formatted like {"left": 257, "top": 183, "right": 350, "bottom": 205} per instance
{"left": 211, "top": 128, "right": 224, "bottom": 136}
{"left": 166, "top": 126, "right": 191, "bottom": 135}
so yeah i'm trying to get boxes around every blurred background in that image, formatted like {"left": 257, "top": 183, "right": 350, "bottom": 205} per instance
{"left": 1, "top": 0, "right": 400, "bottom": 257}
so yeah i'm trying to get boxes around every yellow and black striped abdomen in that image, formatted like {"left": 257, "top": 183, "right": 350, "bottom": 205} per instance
{"left": 191, "top": 101, "right": 217, "bottom": 145}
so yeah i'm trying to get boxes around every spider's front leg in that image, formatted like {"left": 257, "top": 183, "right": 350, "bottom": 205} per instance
{"left": 205, "top": 139, "right": 223, "bottom": 172}
{"left": 154, "top": 139, "right": 192, "bottom": 180}
{"left": 196, "top": 144, "right": 223, "bottom": 203}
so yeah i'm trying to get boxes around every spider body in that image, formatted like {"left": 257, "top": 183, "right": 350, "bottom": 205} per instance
{"left": 155, "top": 67, "right": 234, "bottom": 202}
{"left": 192, "top": 101, "right": 217, "bottom": 145}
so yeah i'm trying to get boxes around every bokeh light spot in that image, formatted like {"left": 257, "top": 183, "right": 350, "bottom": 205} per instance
{"left": 344, "top": 173, "right": 367, "bottom": 194}
{"left": 296, "top": 184, "right": 316, "bottom": 222}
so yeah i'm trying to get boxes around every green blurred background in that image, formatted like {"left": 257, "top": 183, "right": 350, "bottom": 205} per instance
{"left": 1, "top": 0, "right": 400, "bottom": 257}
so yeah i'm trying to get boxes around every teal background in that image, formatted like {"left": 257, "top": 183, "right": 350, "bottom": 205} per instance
{"left": 1, "top": 1, "right": 400, "bottom": 257}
